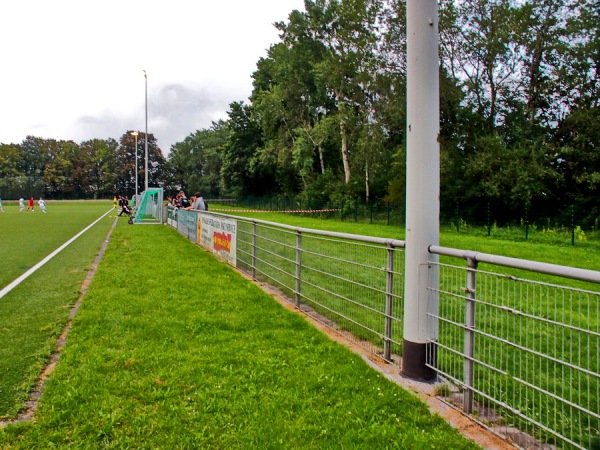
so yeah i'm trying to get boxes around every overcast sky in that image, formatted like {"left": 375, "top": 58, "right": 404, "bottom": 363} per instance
{"left": 0, "top": 0, "right": 306, "bottom": 154}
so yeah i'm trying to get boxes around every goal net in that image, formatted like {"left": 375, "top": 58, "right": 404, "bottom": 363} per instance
{"left": 134, "top": 188, "right": 164, "bottom": 224}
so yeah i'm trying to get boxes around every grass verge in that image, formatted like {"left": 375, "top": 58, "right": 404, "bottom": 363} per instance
{"left": 211, "top": 208, "right": 600, "bottom": 448}
{"left": 0, "top": 223, "right": 479, "bottom": 449}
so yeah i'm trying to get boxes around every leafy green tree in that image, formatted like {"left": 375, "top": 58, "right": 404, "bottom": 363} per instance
{"left": 145, "top": 134, "right": 166, "bottom": 190}
{"left": 251, "top": 0, "right": 391, "bottom": 201}
{"left": 20, "top": 136, "right": 50, "bottom": 179}
{"left": 465, "top": 134, "right": 556, "bottom": 205}
{"left": 42, "top": 140, "right": 78, "bottom": 197}
{"left": 221, "top": 102, "right": 273, "bottom": 196}
{"left": 78, "top": 138, "right": 120, "bottom": 197}
{"left": 114, "top": 132, "right": 164, "bottom": 195}
{"left": 16, "top": 136, "right": 77, "bottom": 198}
{"left": 0, "top": 144, "right": 23, "bottom": 179}
{"left": 252, "top": 10, "right": 334, "bottom": 196}
{"left": 168, "top": 120, "right": 229, "bottom": 197}
{"left": 441, "top": 0, "right": 517, "bottom": 132}
{"left": 555, "top": 107, "right": 600, "bottom": 221}
{"left": 0, "top": 143, "right": 25, "bottom": 198}
{"left": 510, "top": 0, "right": 573, "bottom": 132}
{"left": 309, "top": 0, "right": 382, "bottom": 186}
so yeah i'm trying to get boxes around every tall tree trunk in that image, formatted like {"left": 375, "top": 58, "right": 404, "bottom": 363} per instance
{"left": 337, "top": 94, "right": 352, "bottom": 184}
{"left": 525, "top": 3, "right": 560, "bottom": 125}
{"left": 302, "top": 123, "right": 326, "bottom": 175}
{"left": 319, "top": 145, "right": 326, "bottom": 175}
{"left": 340, "top": 119, "right": 351, "bottom": 184}
{"left": 365, "top": 157, "right": 370, "bottom": 202}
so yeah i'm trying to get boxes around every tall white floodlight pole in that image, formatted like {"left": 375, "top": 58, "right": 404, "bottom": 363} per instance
{"left": 144, "top": 70, "right": 149, "bottom": 192}
{"left": 402, "top": 0, "right": 440, "bottom": 380}
{"left": 130, "top": 131, "right": 139, "bottom": 199}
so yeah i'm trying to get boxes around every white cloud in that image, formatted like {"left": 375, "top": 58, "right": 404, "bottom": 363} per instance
{"left": 0, "top": 0, "right": 305, "bottom": 154}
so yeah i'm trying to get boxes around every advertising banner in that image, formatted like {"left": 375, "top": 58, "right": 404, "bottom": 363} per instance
{"left": 167, "top": 206, "right": 177, "bottom": 228}
{"left": 197, "top": 214, "right": 237, "bottom": 266}
{"left": 176, "top": 209, "right": 197, "bottom": 242}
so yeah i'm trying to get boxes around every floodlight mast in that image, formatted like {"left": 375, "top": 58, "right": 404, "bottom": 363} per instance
{"left": 402, "top": 0, "right": 440, "bottom": 381}
{"left": 143, "top": 70, "right": 148, "bottom": 193}
{"left": 130, "top": 131, "right": 139, "bottom": 199}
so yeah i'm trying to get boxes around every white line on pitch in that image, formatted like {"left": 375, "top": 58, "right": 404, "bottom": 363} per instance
{"left": 0, "top": 208, "right": 114, "bottom": 299}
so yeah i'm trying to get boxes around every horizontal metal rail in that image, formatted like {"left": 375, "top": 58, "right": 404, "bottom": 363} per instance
{"left": 427, "top": 247, "right": 599, "bottom": 450}
{"left": 430, "top": 245, "right": 600, "bottom": 284}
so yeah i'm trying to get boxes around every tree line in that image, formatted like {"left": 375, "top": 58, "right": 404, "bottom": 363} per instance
{"left": 0, "top": 134, "right": 165, "bottom": 199}
{"left": 1, "top": 0, "right": 598, "bottom": 224}
{"left": 170, "top": 0, "right": 599, "bottom": 224}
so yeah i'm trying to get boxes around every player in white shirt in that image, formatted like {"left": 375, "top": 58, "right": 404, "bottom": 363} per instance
{"left": 0, "top": 198, "right": 4, "bottom": 212}
{"left": 19, "top": 197, "right": 25, "bottom": 212}
{"left": 38, "top": 198, "right": 47, "bottom": 213}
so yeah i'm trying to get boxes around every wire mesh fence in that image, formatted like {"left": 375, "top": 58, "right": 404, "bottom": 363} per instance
{"left": 427, "top": 252, "right": 600, "bottom": 450}
{"left": 235, "top": 218, "right": 406, "bottom": 365}
{"left": 221, "top": 196, "right": 600, "bottom": 246}
{"left": 166, "top": 207, "right": 599, "bottom": 449}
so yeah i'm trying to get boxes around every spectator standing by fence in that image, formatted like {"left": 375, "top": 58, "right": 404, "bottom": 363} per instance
{"left": 178, "top": 191, "right": 192, "bottom": 210}
{"left": 193, "top": 192, "right": 206, "bottom": 211}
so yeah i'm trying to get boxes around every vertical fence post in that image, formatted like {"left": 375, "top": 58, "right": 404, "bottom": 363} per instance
{"left": 251, "top": 221, "right": 257, "bottom": 280}
{"left": 384, "top": 244, "right": 395, "bottom": 361}
{"left": 524, "top": 204, "right": 529, "bottom": 240}
{"left": 571, "top": 205, "right": 575, "bottom": 246}
{"left": 463, "top": 256, "right": 477, "bottom": 414}
{"left": 295, "top": 230, "right": 302, "bottom": 308}
{"left": 456, "top": 202, "right": 460, "bottom": 232}
{"left": 186, "top": 211, "right": 190, "bottom": 240}
{"left": 487, "top": 202, "right": 491, "bottom": 237}
{"left": 387, "top": 202, "right": 391, "bottom": 226}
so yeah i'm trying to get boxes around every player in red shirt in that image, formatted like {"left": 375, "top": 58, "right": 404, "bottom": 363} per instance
{"left": 26, "top": 197, "right": 35, "bottom": 212}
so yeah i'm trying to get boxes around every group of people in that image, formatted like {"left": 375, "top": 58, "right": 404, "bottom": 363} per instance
{"left": 113, "top": 195, "right": 133, "bottom": 217}
{"left": 167, "top": 190, "right": 206, "bottom": 212}
{"left": 0, "top": 197, "right": 48, "bottom": 213}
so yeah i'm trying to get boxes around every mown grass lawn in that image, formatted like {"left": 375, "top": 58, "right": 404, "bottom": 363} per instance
{"left": 0, "top": 222, "right": 479, "bottom": 449}
{"left": 0, "top": 201, "right": 113, "bottom": 287}
{"left": 0, "top": 201, "right": 115, "bottom": 418}
{"left": 211, "top": 207, "right": 600, "bottom": 448}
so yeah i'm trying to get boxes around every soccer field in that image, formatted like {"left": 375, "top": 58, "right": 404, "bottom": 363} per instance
{"left": 0, "top": 200, "right": 117, "bottom": 417}
{"left": 0, "top": 201, "right": 114, "bottom": 288}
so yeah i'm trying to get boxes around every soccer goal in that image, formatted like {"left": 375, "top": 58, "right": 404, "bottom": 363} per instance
{"left": 133, "top": 188, "right": 164, "bottom": 224}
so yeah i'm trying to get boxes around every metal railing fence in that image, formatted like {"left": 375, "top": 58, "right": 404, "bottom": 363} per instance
{"left": 235, "top": 218, "right": 406, "bottom": 364}
{"left": 166, "top": 208, "right": 599, "bottom": 449}
{"left": 214, "top": 197, "right": 600, "bottom": 245}
{"left": 427, "top": 247, "right": 600, "bottom": 450}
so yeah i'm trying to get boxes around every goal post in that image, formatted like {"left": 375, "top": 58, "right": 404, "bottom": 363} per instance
{"left": 133, "top": 188, "right": 164, "bottom": 224}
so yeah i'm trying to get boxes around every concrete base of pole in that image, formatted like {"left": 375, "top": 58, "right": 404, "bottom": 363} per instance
{"left": 402, "top": 339, "right": 437, "bottom": 381}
